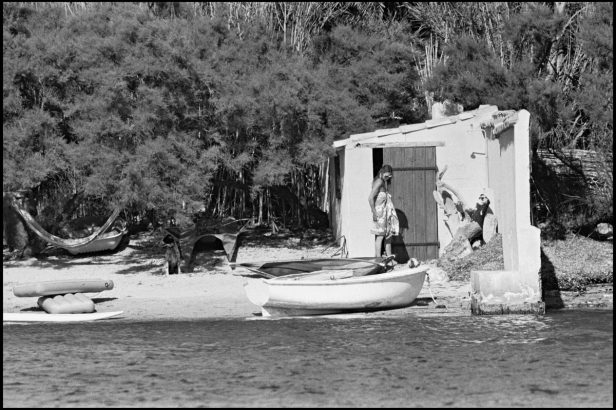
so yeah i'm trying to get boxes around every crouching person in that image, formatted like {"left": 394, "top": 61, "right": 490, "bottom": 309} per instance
{"left": 436, "top": 180, "right": 492, "bottom": 258}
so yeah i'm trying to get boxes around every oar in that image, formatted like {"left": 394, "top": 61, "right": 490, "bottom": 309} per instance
{"left": 227, "top": 261, "right": 277, "bottom": 278}
{"left": 245, "top": 268, "right": 277, "bottom": 279}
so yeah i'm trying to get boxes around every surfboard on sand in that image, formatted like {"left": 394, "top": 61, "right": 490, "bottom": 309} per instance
{"left": 3, "top": 311, "right": 123, "bottom": 323}
{"left": 482, "top": 212, "right": 498, "bottom": 243}
{"left": 433, "top": 189, "right": 461, "bottom": 238}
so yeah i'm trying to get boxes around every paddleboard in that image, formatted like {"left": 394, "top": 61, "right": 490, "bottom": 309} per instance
{"left": 3, "top": 311, "right": 123, "bottom": 323}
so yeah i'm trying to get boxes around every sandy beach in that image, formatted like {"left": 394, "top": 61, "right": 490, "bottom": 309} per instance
{"left": 3, "top": 232, "right": 611, "bottom": 320}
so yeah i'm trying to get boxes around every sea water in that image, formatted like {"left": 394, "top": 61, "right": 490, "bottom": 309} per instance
{"left": 3, "top": 310, "right": 613, "bottom": 407}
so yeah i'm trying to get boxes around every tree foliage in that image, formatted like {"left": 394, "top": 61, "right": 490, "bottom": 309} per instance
{"left": 3, "top": 2, "right": 424, "bottom": 229}
{"left": 416, "top": 2, "right": 612, "bottom": 228}
{"left": 3, "top": 2, "right": 612, "bottom": 234}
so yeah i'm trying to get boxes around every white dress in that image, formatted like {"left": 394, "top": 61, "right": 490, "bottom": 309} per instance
{"left": 370, "top": 191, "right": 399, "bottom": 238}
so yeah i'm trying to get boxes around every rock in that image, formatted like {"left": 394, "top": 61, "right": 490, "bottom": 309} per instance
{"left": 458, "top": 246, "right": 473, "bottom": 258}
{"left": 595, "top": 222, "right": 612, "bottom": 234}
{"left": 442, "top": 236, "right": 473, "bottom": 259}
{"left": 286, "top": 237, "right": 301, "bottom": 246}
{"left": 594, "top": 223, "right": 613, "bottom": 240}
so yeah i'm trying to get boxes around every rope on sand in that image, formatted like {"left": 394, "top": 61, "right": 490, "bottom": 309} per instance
{"left": 425, "top": 271, "right": 448, "bottom": 310}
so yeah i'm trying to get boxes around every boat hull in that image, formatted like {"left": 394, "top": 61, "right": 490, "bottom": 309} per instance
{"left": 66, "top": 230, "right": 126, "bottom": 255}
{"left": 244, "top": 266, "right": 428, "bottom": 317}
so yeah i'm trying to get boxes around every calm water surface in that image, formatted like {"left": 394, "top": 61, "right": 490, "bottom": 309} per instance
{"left": 3, "top": 310, "right": 613, "bottom": 407}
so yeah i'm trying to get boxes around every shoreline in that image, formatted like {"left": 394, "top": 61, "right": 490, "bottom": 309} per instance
{"left": 3, "top": 234, "right": 612, "bottom": 321}
{"left": 2, "top": 258, "right": 467, "bottom": 321}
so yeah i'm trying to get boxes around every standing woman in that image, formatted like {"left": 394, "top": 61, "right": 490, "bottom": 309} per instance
{"left": 368, "top": 165, "right": 399, "bottom": 258}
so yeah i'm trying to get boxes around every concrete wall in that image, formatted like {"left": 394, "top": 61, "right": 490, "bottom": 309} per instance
{"left": 486, "top": 125, "right": 518, "bottom": 268}
{"left": 338, "top": 147, "right": 374, "bottom": 257}
{"left": 472, "top": 109, "right": 544, "bottom": 314}
{"left": 484, "top": 110, "right": 540, "bottom": 276}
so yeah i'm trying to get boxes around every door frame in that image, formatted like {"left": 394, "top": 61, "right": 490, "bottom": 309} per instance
{"left": 380, "top": 146, "right": 440, "bottom": 262}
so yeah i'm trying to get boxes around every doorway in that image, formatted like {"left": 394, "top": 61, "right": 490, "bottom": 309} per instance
{"left": 378, "top": 146, "right": 439, "bottom": 262}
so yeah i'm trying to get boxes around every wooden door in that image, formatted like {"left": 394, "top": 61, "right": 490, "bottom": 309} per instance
{"left": 383, "top": 147, "right": 439, "bottom": 262}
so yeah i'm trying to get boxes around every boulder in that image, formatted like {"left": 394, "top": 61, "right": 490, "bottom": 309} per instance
{"left": 593, "top": 223, "right": 613, "bottom": 241}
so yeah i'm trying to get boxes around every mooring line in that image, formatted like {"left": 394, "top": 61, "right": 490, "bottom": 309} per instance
{"left": 425, "top": 271, "right": 448, "bottom": 310}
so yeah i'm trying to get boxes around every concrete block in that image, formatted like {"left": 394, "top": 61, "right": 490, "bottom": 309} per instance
{"left": 516, "top": 226, "right": 541, "bottom": 288}
{"left": 471, "top": 270, "right": 524, "bottom": 295}
{"left": 471, "top": 297, "right": 545, "bottom": 315}
{"left": 470, "top": 269, "right": 545, "bottom": 315}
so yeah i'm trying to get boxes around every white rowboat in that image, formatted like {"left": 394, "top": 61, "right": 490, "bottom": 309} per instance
{"left": 65, "top": 229, "right": 126, "bottom": 255}
{"left": 244, "top": 266, "right": 429, "bottom": 317}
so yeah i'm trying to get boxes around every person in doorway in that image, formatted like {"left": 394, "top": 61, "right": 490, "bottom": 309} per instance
{"left": 368, "top": 165, "right": 400, "bottom": 258}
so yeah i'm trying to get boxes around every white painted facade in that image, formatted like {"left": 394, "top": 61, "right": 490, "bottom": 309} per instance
{"left": 328, "top": 104, "right": 501, "bottom": 257}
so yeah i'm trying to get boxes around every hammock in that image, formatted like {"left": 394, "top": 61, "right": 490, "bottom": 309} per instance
{"left": 11, "top": 198, "right": 122, "bottom": 249}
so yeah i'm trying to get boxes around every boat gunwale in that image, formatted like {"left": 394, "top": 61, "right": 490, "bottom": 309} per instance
{"left": 236, "top": 257, "right": 388, "bottom": 268}
{"left": 65, "top": 229, "right": 127, "bottom": 254}
{"left": 235, "top": 257, "right": 391, "bottom": 278}
{"left": 263, "top": 265, "right": 429, "bottom": 286}
{"left": 71, "top": 229, "right": 126, "bottom": 242}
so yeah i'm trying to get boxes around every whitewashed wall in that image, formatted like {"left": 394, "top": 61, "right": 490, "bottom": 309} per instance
{"left": 330, "top": 106, "right": 500, "bottom": 257}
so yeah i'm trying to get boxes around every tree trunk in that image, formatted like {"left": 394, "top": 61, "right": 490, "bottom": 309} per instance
{"left": 3, "top": 193, "right": 29, "bottom": 253}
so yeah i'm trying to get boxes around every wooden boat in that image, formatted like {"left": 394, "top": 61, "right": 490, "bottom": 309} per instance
{"left": 232, "top": 256, "right": 394, "bottom": 278}
{"left": 243, "top": 265, "right": 429, "bottom": 317}
{"left": 3, "top": 311, "right": 123, "bottom": 323}
{"left": 65, "top": 229, "right": 127, "bottom": 255}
